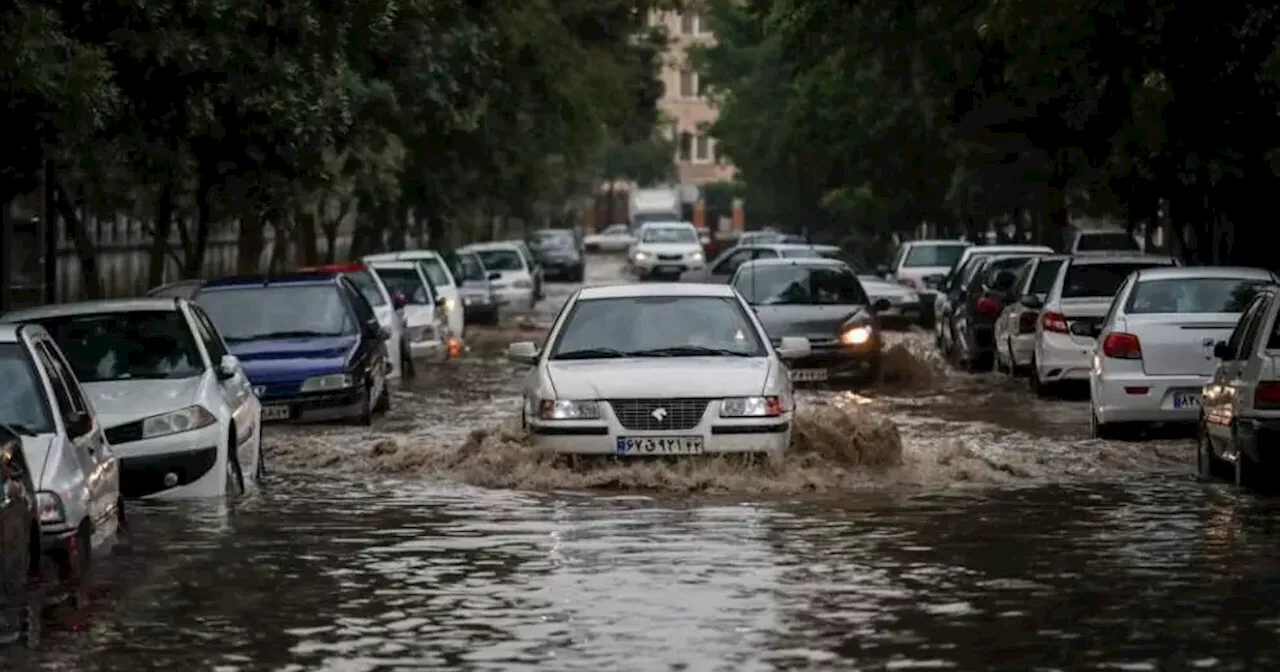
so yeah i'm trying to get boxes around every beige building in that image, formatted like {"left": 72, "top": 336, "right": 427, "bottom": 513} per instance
{"left": 653, "top": 10, "right": 736, "bottom": 186}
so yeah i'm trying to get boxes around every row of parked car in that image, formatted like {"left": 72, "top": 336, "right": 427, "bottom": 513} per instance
{"left": 903, "top": 239, "right": 1280, "bottom": 486}
{"left": 0, "top": 238, "right": 563, "bottom": 646}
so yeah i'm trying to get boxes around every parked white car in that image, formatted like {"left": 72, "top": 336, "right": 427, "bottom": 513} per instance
{"left": 886, "top": 239, "right": 971, "bottom": 293}
{"left": 4, "top": 298, "right": 265, "bottom": 498}
{"left": 0, "top": 323, "right": 121, "bottom": 602}
{"left": 364, "top": 251, "right": 465, "bottom": 339}
{"left": 459, "top": 241, "right": 539, "bottom": 309}
{"left": 302, "top": 263, "right": 407, "bottom": 380}
{"left": 506, "top": 282, "right": 809, "bottom": 462}
{"left": 993, "top": 254, "right": 1069, "bottom": 374}
{"left": 1083, "top": 266, "right": 1275, "bottom": 439}
{"left": 1029, "top": 254, "right": 1178, "bottom": 395}
{"left": 368, "top": 260, "right": 451, "bottom": 361}
{"left": 628, "top": 222, "right": 706, "bottom": 280}
{"left": 583, "top": 223, "right": 636, "bottom": 252}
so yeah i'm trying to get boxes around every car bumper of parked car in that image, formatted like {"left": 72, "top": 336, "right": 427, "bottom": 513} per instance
{"left": 492, "top": 286, "right": 535, "bottom": 306}
{"left": 408, "top": 338, "right": 446, "bottom": 359}
{"left": 1035, "top": 333, "right": 1094, "bottom": 382}
{"left": 259, "top": 386, "right": 366, "bottom": 423}
{"left": 463, "top": 297, "right": 501, "bottom": 322}
{"left": 633, "top": 259, "right": 704, "bottom": 278}
{"left": 1093, "top": 373, "right": 1207, "bottom": 425}
{"left": 528, "top": 414, "right": 791, "bottom": 458}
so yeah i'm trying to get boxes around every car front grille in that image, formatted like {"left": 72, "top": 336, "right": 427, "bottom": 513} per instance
{"left": 657, "top": 254, "right": 683, "bottom": 262}
{"left": 608, "top": 398, "right": 710, "bottom": 431}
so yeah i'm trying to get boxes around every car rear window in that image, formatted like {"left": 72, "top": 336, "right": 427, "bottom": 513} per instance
{"left": 1061, "top": 262, "right": 1172, "bottom": 298}
{"left": 1029, "top": 259, "right": 1065, "bottom": 294}
{"left": 1125, "top": 277, "right": 1269, "bottom": 314}
{"left": 1076, "top": 232, "right": 1141, "bottom": 252}
{"left": 903, "top": 244, "right": 967, "bottom": 268}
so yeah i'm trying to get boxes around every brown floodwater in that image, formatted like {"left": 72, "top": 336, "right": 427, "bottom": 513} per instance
{"left": 12, "top": 253, "right": 1280, "bottom": 672}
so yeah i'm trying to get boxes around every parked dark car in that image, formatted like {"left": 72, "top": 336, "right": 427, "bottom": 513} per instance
{"left": 0, "top": 425, "right": 42, "bottom": 647}
{"left": 529, "top": 234, "right": 585, "bottom": 282}
{"left": 942, "top": 254, "right": 1042, "bottom": 371}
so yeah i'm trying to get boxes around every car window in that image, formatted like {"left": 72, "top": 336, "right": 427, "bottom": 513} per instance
{"left": 188, "top": 306, "right": 229, "bottom": 363}
{"left": 37, "top": 310, "right": 206, "bottom": 382}
{"left": 418, "top": 257, "right": 454, "bottom": 288}
{"left": 41, "top": 342, "right": 92, "bottom": 417}
{"left": 1012, "top": 261, "right": 1034, "bottom": 293}
{"left": 734, "top": 265, "right": 869, "bottom": 305}
{"left": 714, "top": 248, "right": 756, "bottom": 275}
{"left": 903, "top": 244, "right": 968, "bottom": 268}
{"left": 31, "top": 341, "right": 86, "bottom": 427}
{"left": 0, "top": 342, "right": 55, "bottom": 434}
{"left": 345, "top": 269, "right": 387, "bottom": 307}
{"left": 1101, "top": 276, "right": 1135, "bottom": 328}
{"left": 1029, "top": 259, "right": 1065, "bottom": 295}
{"left": 474, "top": 249, "right": 525, "bottom": 272}
{"left": 196, "top": 284, "right": 357, "bottom": 341}
{"left": 1228, "top": 295, "right": 1268, "bottom": 357}
{"left": 981, "top": 257, "right": 1034, "bottom": 289}
{"left": 641, "top": 226, "right": 698, "bottom": 244}
{"left": 1125, "top": 277, "right": 1269, "bottom": 314}
{"left": 550, "top": 296, "right": 765, "bottom": 358}
{"left": 1060, "top": 262, "right": 1172, "bottom": 299}
{"left": 451, "top": 253, "right": 486, "bottom": 283}
{"left": 374, "top": 267, "right": 432, "bottom": 304}
{"left": 342, "top": 278, "right": 377, "bottom": 325}
{"left": 1236, "top": 296, "right": 1271, "bottom": 358}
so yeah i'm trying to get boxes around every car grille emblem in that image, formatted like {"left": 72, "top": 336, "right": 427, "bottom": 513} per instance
{"left": 253, "top": 386, "right": 265, "bottom": 397}
{"left": 651, "top": 407, "right": 668, "bottom": 421}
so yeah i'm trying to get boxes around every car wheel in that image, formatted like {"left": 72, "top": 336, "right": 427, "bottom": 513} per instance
{"left": 255, "top": 441, "right": 267, "bottom": 480}
{"left": 1005, "top": 338, "right": 1020, "bottom": 377}
{"left": 1090, "top": 406, "right": 1122, "bottom": 440}
{"left": 375, "top": 371, "right": 393, "bottom": 413}
{"left": 59, "top": 527, "right": 91, "bottom": 614}
{"left": 1197, "top": 419, "right": 1228, "bottom": 480}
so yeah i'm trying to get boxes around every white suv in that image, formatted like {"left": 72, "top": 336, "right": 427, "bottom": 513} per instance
{"left": 628, "top": 222, "right": 705, "bottom": 280}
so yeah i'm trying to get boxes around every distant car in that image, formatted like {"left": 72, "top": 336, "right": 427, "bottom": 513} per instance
{"left": 1085, "top": 266, "right": 1275, "bottom": 440}
{"left": 529, "top": 234, "right": 586, "bottom": 282}
{"left": 627, "top": 222, "right": 707, "bottom": 280}
{"left": 4, "top": 298, "right": 265, "bottom": 498}
{"left": 194, "top": 271, "right": 392, "bottom": 425}
{"left": 299, "top": 263, "right": 405, "bottom": 382}
{"left": 505, "top": 239, "right": 545, "bottom": 300}
{"left": 0, "top": 425, "right": 43, "bottom": 647}
{"left": 583, "top": 223, "right": 635, "bottom": 252}
{"left": 146, "top": 279, "right": 204, "bottom": 299}
{"left": 459, "top": 242, "right": 540, "bottom": 309}
{"left": 528, "top": 227, "right": 584, "bottom": 255}
{"left": 886, "top": 240, "right": 971, "bottom": 293}
{"left": 992, "top": 255, "right": 1069, "bottom": 375}
{"left": 941, "top": 254, "right": 1044, "bottom": 371}
{"left": 1067, "top": 228, "right": 1142, "bottom": 255}
{"left": 0, "top": 323, "right": 122, "bottom": 616}
{"left": 934, "top": 245, "right": 1055, "bottom": 345}
{"left": 363, "top": 251, "right": 466, "bottom": 340}
{"left": 781, "top": 244, "right": 921, "bottom": 325}
{"left": 449, "top": 250, "right": 502, "bottom": 326}
{"left": 1029, "top": 254, "right": 1179, "bottom": 396}
{"left": 731, "top": 257, "right": 889, "bottom": 385}
{"left": 367, "top": 260, "right": 451, "bottom": 362}
{"left": 735, "top": 231, "right": 787, "bottom": 247}
{"left": 506, "top": 282, "right": 809, "bottom": 462}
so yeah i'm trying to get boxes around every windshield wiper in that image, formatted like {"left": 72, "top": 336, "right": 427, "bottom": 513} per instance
{"left": 245, "top": 330, "right": 343, "bottom": 340}
{"left": 553, "top": 348, "right": 630, "bottom": 360}
{"left": 629, "top": 346, "right": 753, "bottom": 357}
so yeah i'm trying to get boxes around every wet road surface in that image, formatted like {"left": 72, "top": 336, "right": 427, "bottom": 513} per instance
{"left": 10, "top": 254, "right": 1280, "bottom": 671}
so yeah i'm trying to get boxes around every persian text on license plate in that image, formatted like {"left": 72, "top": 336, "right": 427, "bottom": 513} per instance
{"left": 261, "top": 405, "right": 291, "bottom": 421}
{"left": 616, "top": 436, "right": 704, "bottom": 456}
{"left": 1172, "top": 392, "right": 1201, "bottom": 409}
{"left": 791, "top": 368, "right": 828, "bottom": 382}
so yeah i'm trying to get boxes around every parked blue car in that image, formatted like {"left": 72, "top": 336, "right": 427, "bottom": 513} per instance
{"left": 192, "top": 271, "right": 392, "bottom": 425}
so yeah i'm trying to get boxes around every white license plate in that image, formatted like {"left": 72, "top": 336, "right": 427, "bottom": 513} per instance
{"left": 1172, "top": 392, "right": 1201, "bottom": 409}
{"left": 657, "top": 265, "right": 682, "bottom": 274}
{"left": 262, "top": 405, "right": 291, "bottom": 421}
{"left": 791, "top": 369, "right": 828, "bottom": 382}
{"left": 616, "top": 436, "right": 704, "bottom": 455}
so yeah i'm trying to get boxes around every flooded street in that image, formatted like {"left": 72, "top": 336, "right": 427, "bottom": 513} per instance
{"left": 11, "top": 255, "right": 1280, "bottom": 671}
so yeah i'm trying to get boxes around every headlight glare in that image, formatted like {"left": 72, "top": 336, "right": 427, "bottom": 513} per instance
{"left": 840, "top": 325, "right": 873, "bottom": 346}
{"left": 141, "top": 405, "right": 217, "bottom": 439}
{"left": 540, "top": 400, "right": 600, "bottom": 420}
{"left": 689, "top": 251, "right": 704, "bottom": 261}
{"left": 300, "top": 373, "right": 355, "bottom": 393}
{"left": 720, "top": 396, "right": 784, "bottom": 417}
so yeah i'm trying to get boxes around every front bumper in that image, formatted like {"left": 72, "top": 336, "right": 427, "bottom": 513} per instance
{"left": 492, "top": 286, "right": 535, "bottom": 306}
{"left": 1094, "top": 373, "right": 1207, "bottom": 424}
{"left": 528, "top": 411, "right": 792, "bottom": 457}
{"left": 103, "top": 423, "right": 226, "bottom": 498}
{"left": 259, "top": 386, "right": 365, "bottom": 423}
{"left": 633, "top": 259, "right": 704, "bottom": 277}
{"left": 542, "top": 261, "right": 583, "bottom": 280}
{"left": 786, "top": 343, "right": 881, "bottom": 382}
{"left": 1035, "top": 332, "right": 1093, "bottom": 382}
{"left": 408, "top": 338, "right": 446, "bottom": 359}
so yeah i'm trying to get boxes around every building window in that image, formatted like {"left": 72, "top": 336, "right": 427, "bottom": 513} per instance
{"left": 678, "top": 132, "right": 693, "bottom": 162}
{"left": 679, "top": 69, "right": 697, "bottom": 98}
{"left": 694, "top": 134, "right": 711, "bottom": 163}
{"left": 680, "top": 12, "right": 702, "bottom": 35}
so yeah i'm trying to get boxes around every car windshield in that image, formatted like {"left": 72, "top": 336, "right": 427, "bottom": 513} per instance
{"left": 904, "top": 244, "right": 968, "bottom": 268}
{"left": 373, "top": 267, "right": 432, "bottom": 304}
{"left": 735, "top": 265, "right": 869, "bottom": 305}
{"left": 1061, "top": 262, "right": 1171, "bottom": 298}
{"left": 642, "top": 227, "right": 697, "bottom": 244}
{"left": 1077, "top": 232, "right": 1140, "bottom": 252}
{"left": 38, "top": 310, "right": 205, "bottom": 382}
{"left": 1126, "top": 277, "right": 1269, "bottom": 314}
{"left": 1029, "top": 259, "right": 1065, "bottom": 294}
{"left": 474, "top": 249, "right": 525, "bottom": 271}
{"left": 344, "top": 270, "right": 386, "bottom": 306}
{"left": 453, "top": 253, "right": 486, "bottom": 282}
{"left": 551, "top": 296, "right": 766, "bottom": 359}
{"left": 196, "top": 285, "right": 355, "bottom": 341}
{"left": 0, "top": 343, "right": 54, "bottom": 434}
{"left": 416, "top": 257, "right": 451, "bottom": 287}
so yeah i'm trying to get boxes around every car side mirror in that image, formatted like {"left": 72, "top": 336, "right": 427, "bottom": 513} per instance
{"left": 217, "top": 354, "right": 240, "bottom": 380}
{"left": 64, "top": 410, "right": 92, "bottom": 437}
{"left": 1068, "top": 321, "right": 1098, "bottom": 338}
{"left": 506, "top": 341, "right": 539, "bottom": 365}
{"left": 1213, "top": 340, "right": 1232, "bottom": 360}
{"left": 872, "top": 298, "right": 892, "bottom": 312}
{"left": 391, "top": 292, "right": 407, "bottom": 309}
{"left": 1020, "top": 294, "right": 1043, "bottom": 309}
{"left": 776, "top": 336, "right": 811, "bottom": 360}
{"left": 488, "top": 271, "right": 502, "bottom": 281}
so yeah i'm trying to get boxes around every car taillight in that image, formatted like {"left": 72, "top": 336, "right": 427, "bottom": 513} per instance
{"left": 1018, "top": 311, "right": 1038, "bottom": 334}
{"left": 1042, "top": 311, "right": 1068, "bottom": 333}
{"left": 1256, "top": 381, "right": 1280, "bottom": 409}
{"left": 976, "top": 296, "right": 1002, "bottom": 317}
{"left": 1101, "top": 332, "right": 1142, "bottom": 359}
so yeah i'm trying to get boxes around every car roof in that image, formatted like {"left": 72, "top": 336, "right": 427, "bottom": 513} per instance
{"left": 1066, "top": 254, "right": 1177, "bottom": 266}
{"left": 200, "top": 271, "right": 340, "bottom": 289}
{"left": 967, "top": 244, "right": 1054, "bottom": 254}
{"left": 461, "top": 241, "right": 521, "bottom": 252}
{"left": 365, "top": 259, "right": 420, "bottom": 270}
{"left": 577, "top": 283, "right": 736, "bottom": 300}
{"left": 0, "top": 323, "right": 23, "bottom": 343}
{"left": 738, "top": 257, "right": 847, "bottom": 270}
{"left": 1134, "top": 266, "right": 1273, "bottom": 281}
{"left": 905, "top": 239, "right": 971, "bottom": 246}
{"left": 365, "top": 250, "right": 442, "bottom": 261}
{"left": 4, "top": 298, "right": 183, "bottom": 323}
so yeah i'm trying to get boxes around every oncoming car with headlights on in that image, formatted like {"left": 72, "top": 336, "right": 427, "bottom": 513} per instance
{"left": 4, "top": 298, "right": 264, "bottom": 498}
{"left": 505, "top": 283, "right": 811, "bottom": 462}
{"left": 730, "top": 258, "right": 890, "bottom": 385}
{"left": 628, "top": 222, "right": 706, "bottom": 280}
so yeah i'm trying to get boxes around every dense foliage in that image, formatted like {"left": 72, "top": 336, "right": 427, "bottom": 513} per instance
{"left": 0, "top": 0, "right": 674, "bottom": 290}
{"left": 695, "top": 0, "right": 1280, "bottom": 264}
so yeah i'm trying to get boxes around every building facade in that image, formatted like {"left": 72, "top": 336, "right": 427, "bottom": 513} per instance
{"left": 653, "top": 10, "right": 736, "bottom": 186}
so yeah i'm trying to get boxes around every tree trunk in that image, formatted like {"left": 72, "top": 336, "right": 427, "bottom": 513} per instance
{"left": 297, "top": 207, "right": 319, "bottom": 266}
{"left": 148, "top": 180, "right": 175, "bottom": 287}
{"left": 52, "top": 182, "right": 103, "bottom": 299}
{"left": 184, "top": 169, "right": 213, "bottom": 277}
{"left": 237, "top": 210, "right": 266, "bottom": 273}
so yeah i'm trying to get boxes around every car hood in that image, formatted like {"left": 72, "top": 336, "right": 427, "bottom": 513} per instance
{"left": 82, "top": 378, "right": 204, "bottom": 429}
{"left": 227, "top": 335, "right": 356, "bottom": 382}
{"left": 857, "top": 276, "right": 914, "bottom": 298}
{"left": 753, "top": 304, "right": 870, "bottom": 340}
{"left": 19, "top": 434, "right": 56, "bottom": 488}
{"left": 634, "top": 243, "right": 701, "bottom": 255}
{"left": 546, "top": 358, "right": 771, "bottom": 398}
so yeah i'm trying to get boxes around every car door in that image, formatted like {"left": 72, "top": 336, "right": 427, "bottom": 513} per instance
{"left": 1205, "top": 293, "right": 1270, "bottom": 448}
{"left": 188, "top": 304, "right": 258, "bottom": 458}
{"left": 424, "top": 256, "right": 464, "bottom": 336}
{"left": 341, "top": 279, "right": 386, "bottom": 402}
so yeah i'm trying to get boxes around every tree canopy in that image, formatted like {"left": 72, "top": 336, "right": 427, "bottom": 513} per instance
{"left": 694, "top": 0, "right": 1280, "bottom": 263}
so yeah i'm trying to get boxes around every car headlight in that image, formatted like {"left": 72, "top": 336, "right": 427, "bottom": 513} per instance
{"left": 539, "top": 399, "right": 600, "bottom": 420}
{"left": 141, "top": 405, "right": 218, "bottom": 439}
{"left": 633, "top": 251, "right": 650, "bottom": 261}
{"left": 840, "top": 325, "right": 873, "bottom": 345}
{"left": 689, "top": 251, "right": 704, "bottom": 261}
{"left": 37, "top": 491, "right": 65, "bottom": 524}
{"left": 720, "top": 396, "right": 784, "bottom": 417}
{"left": 300, "top": 373, "right": 355, "bottom": 393}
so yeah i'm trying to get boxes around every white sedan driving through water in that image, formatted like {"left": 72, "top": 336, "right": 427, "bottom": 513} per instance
{"left": 506, "top": 283, "right": 810, "bottom": 461}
